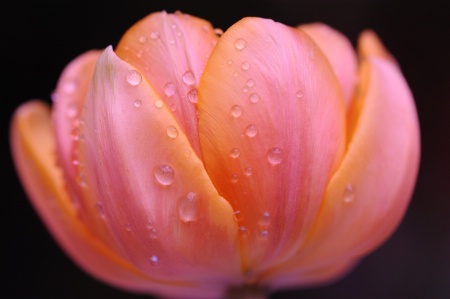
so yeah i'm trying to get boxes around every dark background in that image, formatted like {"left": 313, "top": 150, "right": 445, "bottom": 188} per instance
{"left": 2, "top": 0, "right": 449, "bottom": 298}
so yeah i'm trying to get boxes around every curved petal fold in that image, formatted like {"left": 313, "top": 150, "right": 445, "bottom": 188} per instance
{"left": 264, "top": 54, "right": 420, "bottom": 288}
{"left": 10, "top": 101, "right": 212, "bottom": 298}
{"left": 299, "top": 23, "right": 358, "bottom": 108}
{"left": 116, "top": 11, "right": 219, "bottom": 158}
{"left": 198, "top": 17, "right": 346, "bottom": 278}
{"left": 76, "top": 46, "right": 242, "bottom": 290}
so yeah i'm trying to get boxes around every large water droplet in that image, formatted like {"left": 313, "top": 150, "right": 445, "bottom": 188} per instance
{"left": 246, "top": 79, "right": 255, "bottom": 87}
{"left": 126, "top": 70, "right": 142, "bottom": 86}
{"left": 230, "top": 105, "right": 243, "bottom": 118}
{"left": 178, "top": 192, "right": 199, "bottom": 222}
{"left": 296, "top": 90, "right": 304, "bottom": 98}
{"left": 267, "top": 147, "right": 282, "bottom": 165}
{"left": 234, "top": 38, "right": 246, "bottom": 50}
{"left": 153, "top": 165, "right": 175, "bottom": 186}
{"left": 244, "top": 167, "right": 253, "bottom": 176}
{"left": 241, "top": 61, "right": 250, "bottom": 71}
{"left": 149, "top": 255, "right": 159, "bottom": 266}
{"left": 182, "top": 70, "right": 196, "bottom": 86}
{"left": 249, "top": 93, "right": 260, "bottom": 103}
{"left": 187, "top": 89, "right": 198, "bottom": 103}
{"left": 343, "top": 184, "right": 355, "bottom": 203}
{"left": 134, "top": 100, "right": 142, "bottom": 108}
{"left": 229, "top": 148, "right": 240, "bottom": 159}
{"left": 164, "top": 82, "right": 176, "bottom": 97}
{"left": 166, "top": 126, "right": 178, "bottom": 138}
{"left": 245, "top": 124, "right": 257, "bottom": 138}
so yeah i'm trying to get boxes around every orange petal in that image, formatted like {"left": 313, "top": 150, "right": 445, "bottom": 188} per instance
{"left": 76, "top": 47, "right": 242, "bottom": 289}
{"left": 116, "top": 11, "right": 219, "bottom": 158}
{"left": 357, "top": 30, "right": 397, "bottom": 63}
{"left": 10, "top": 101, "right": 218, "bottom": 298}
{"left": 198, "top": 17, "right": 346, "bottom": 277}
{"left": 299, "top": 23, "right": 358, "bottom": 108}
{"left": 264, "top": 55, "right": 420, "bottom": 288}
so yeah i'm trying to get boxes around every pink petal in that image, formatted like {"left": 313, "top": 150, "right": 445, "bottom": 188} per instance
{"left": 115, "top": 11, "right": 219, "bottom": 158}
{"left": 197, "top": 17, "right": 346, "bottom": 278}
{"left": 76, "top": 46, "right": 242, "bottom": 291}
{"left": 263, "top": 49, "right": 420, "bottom": 288}
{"left": 299, "top": 23, "right": 359, "bottom": 108}
{"left": 10, "top": 101, "right": 217, "bottom": 298}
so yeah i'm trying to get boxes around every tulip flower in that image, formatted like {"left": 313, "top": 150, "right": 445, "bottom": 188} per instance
{"left": 11, "top": 11, "right": 419, "bottom": 299}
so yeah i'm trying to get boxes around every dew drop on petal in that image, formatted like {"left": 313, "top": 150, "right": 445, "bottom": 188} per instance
{"left": 150, "top": 31, "right": 159, "bottom": 40}
{"left": 259, "top": 230, "right": 269, "bottom": 239}
{"left": 125, "top": 223, "right": 132, "bottom": 232}
{"left": 245, "top": 124, "right": 257, "bottom": 138}
{"left": 148, "top": 228, "right": 158, "bottom": 239}
{"left": 230, "top": 105, "right": 243, "bottom": 118}
{"left": 239, "top": 226, "right": 249, "bottom": 237}
{"left": 154, "top": 99, "right": 164, "bottom": 108}
{"left": 234, "top": 38, "right": 246, "bottom": 50}
{"left": 267, "top": 147, "right": 282, "bottom": 165}
{"left": 259, "top": 211, "right": 271, "bottom": 226}
{"left": 246, "top": 79, "right": 254, "bottom": 87}
{"left": 95, "top": 202, "right": 106, "bottom": 219}
{"left": 230, "top": 148, "right": 240, "bottom": 159}
{"left": 166, "top": 126, "right": 178, "bottom": 138}
{"left": 249, "top": 93, "right": 260, "bottom": 103}
{"left": 66, "top": 104, "right": 78, "bottom": 118}
{"left": 182, "top": 70, "right": 196, "bottom": 86}
{"left": 178, "top": 192, "right": 199, "bottom": 222}
{"left": 241, "top": 61, "right": 250, "bottom": 71}
{"left": 153, "top": 165, "right": 175, "bottom": 186}
{"left": 63, "top": 80, "right": 78, "bottom": 94}
{"left": 230, "top": 174, "right": 239, "bottom": 183}
{"left": 244, "top": 167, "right": 253, "bottom": 176}
{"left": 242, "top": 87, "right": 249, "bottom": 93}
{"left": 126, "top": 70, "right": 142, "bottom": 86}
{"left": 234, "top": 210, "right": 244, "bottom": 222}
{"left": 164, "top": 82, "right": 176, "bottom": 97}
{"left": 187, "top": 89, "right": 198, "bottom": 103}
{"left": 134, "top": 100, "right": 142, "bottom": 108}
{"left": 296, "top": 90, "right": 304, "bottom": 98}
{"left": 139, "top": 35, "right": 147, "bottom": 43}
{"left": 149, "top": 255, "right": 159, "bottom": 266}
{"left": 343, "top": 184, "right": 355, "bottom": 203}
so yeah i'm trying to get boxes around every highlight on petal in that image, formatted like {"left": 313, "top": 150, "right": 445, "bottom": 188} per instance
{"left": 75, "top": 46, "right": 242, "bottom": 294}
{"left": 357, "top": 30, "right": 397, "bottom": 63}
{"left": 262, "top": 54, "right": 420, "bottom": 289}
{"left": 198, "top": 17, "right": 346, "bottom": 278}
{"left": 10, "top": 101, "right": 204, "bottom": 298}
{"left": 299, "top": 23, "right": 358, "bottom": 108}
{"left": 116, "top": 11, "right": 219, "bottom": 158}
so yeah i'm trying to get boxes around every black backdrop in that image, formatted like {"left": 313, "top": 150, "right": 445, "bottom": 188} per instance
{"left": 2, "top": 1, "right": 449, "bottom": 298}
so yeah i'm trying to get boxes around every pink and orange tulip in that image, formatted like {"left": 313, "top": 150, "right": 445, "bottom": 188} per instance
{"left": 10, "top": 11, "right": 420, "bottom": 299}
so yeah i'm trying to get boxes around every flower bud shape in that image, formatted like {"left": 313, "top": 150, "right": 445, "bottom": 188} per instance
{"left": 10, "top": 11, "right": 420, "bottom": 299}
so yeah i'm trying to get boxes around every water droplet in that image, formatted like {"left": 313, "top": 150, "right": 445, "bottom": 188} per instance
{"left": 241, "top": 61, "right": 250, "bottom": 71}
{"left": 259, "top": 211, "right": 271, "bottom": 226}
{"left": 182, "top": 70, "right": 196, "bottom": 86}
{"left": 245, "top": 124, "right": 257, "bottom": 138}
{"left": 227, "top": 60, "right": 233, "bottom": 65}
{"left": 126, "top": 70, "right": 142, "bottom": 86}
{"left": 230, "top": 174, "right": 239, "bottom": 183}
{"left": 139, "top": 35, "right": 147, "bottom": 43}
{"left": 249, "top": 93, "right": 260, "bottom": 103}
{"left": 71, "top": 128, "right": 79, "bottom": 141}
{"left": 154, "top": 99, "right": 164, "bottom": 108}
{"left": 134, "top": 100, "right": 142, "bottom": 107}
{"left": 233, "top": 72, "right": 238, "bottom": 78}
{"left": 242, "top": 87, "right": 249, "bottom": 93}
{"left": 214, "top": 28, "right": 224, "bottom": 36}
{"left": 229, "top": 148, "right": 240, "bottom": 159}
{"left": 178, "top": 192, "right": 199, "bottom": 222}
{"left": 125, "top": 223, "right": 132, "bottom": 232}
{"left": 149, "top": 255, "right": 159, "bottom": 266}
{"left": 246, "top": 79, "right": 254, "bottom": 87}
{"left": 164, "top": 82, "right": 176, "bottom": 97}
{"left": 148, "top": 227, "right": 158, "bottom": 239}
{"left": 343, "top": 184, "right": 355, "bottom": 203}
{"left": 63, "top": 80, "right": 78, "bottom": 94}
{"left": 267, "top": 147, "right": 282, "bottom": 165}
{"left": 296, "top": 91, "right": 304, "bottom": 98}
{"left": 166, "top": 126, "right": 178, "bottom": 138}
{"left": 153, "top": 165, "right": 175, "bottom": 186}
{"left": 169, "top": 39, "right": 175, "bottom": 45}
{"left": 95, "top": 202, "right": 106, "bottom": 218}
{"left": 239, "top": 226, "right": 249, "bottom": 237}
{"left": 230, "top": 105, "right": 242, "bottom": 118}
{"left": 234, "top": 38, "right": 246, "bottom": 50}
{"left": 170, "top": 104, "right": 177, "bottom": 112}
{"left": 244, "top": 167, "right": 253, "bottom": 176}
{"left": 136, "top": 50, "right": 143, "bottom": 58}
{"left": 234, "top": 210, "right": 244, "bottom": 222}
{"left": 150, "top": 31, "right": 159, "bottom": 39}
{"left": 187, "top": 89, "right": 198, "bottom": 103}
{"left": 259, "top": 230, "right": 269, "bottom": 239}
